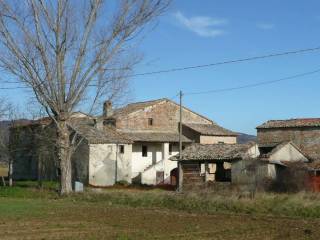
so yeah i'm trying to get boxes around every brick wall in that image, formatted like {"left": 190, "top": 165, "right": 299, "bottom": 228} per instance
{"left": 116, "top": 100, "right": 212, "bottom": 132}
{"left": 257, "top": 127, "right": 320, "bottom": 160}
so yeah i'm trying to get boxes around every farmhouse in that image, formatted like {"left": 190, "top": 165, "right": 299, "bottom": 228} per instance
{"left": 100, "top": 99, "right": 238, "bottom": 185}
{"left": 10, "top": 98, "right": 238, "bottom": 187}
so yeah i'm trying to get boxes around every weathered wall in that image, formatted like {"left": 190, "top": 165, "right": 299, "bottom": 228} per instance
{"left": 257, "top": 127, "right": 320, "bottom": 160}
{"left": 116, "top": 100, "right": 212, "bottom": 132}
{"left": 72, "top": 140, "right": 89, "bottom": 184}
{"left": 232, "top": 159, "right": 268, "bottom": 191}
{"left": 268, "top": 143, "right": 308, "bottom": 162}
{"left": 116, "top": 144, "right": 132, "bottom": 183}
{"left": 89, "top": 144, "right": 116, "bottom": 186}
{"left": 89, "top": 143, "right": 132, "bottom": 187}
{"left": 11, "top": 126, "right": 38, "bottom": 180}
{"left": 199, "top": 135, "right": 237, "bottom": 144}
{"left": 11, "top": 124, "right": 57, "bottom": 181}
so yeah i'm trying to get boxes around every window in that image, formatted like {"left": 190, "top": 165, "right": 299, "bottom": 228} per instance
{"left": 218, "top": 141, "right": 225, "bottom": 144}
{"left": 182, "top": 145, "right": 186, "bottom": 150}
{"left": 142, "top": 145, "right": 148, "bottom": 157}
{"left": 169, "top": 144, "right": 173, "bottom": 155}
{"left": 148, "top": 118, "right": 153, "bottom": 126}
{"left": 119, "top": 145, "right": 125, "bottom": 154}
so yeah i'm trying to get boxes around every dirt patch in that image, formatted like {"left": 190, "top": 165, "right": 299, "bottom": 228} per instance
{"left": 0, "top": 202, "right": 319, "bottom": 240}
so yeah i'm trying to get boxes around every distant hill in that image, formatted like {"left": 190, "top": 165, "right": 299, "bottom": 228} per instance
{"left": 237, "top": 133, "right": 257, "bottom": 144}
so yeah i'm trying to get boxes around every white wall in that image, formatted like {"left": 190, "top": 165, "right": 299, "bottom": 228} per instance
{"left": 269, "top": 143, "right": 308, "bottom": 163}
{"left": 89, "top": 143, "right": 132, "bottom": 187}
{"left": 116, "top": 144, "right": 132, "bottom": 183}
{"left": 131, "top": 142, "right": 179, "bottom": 185}
{"left": 247, "top": 144, "right": 260, "bottom": 158}
{"left": 132, "top": 143, "right": 163, "bottom": 178}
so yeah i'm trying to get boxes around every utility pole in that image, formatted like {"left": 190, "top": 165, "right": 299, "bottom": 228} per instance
{"left": 179, "top": 90, "right": 183, "bottom": 159}
{"left": 178, "top": 90, "right": 183, "bottom": 192}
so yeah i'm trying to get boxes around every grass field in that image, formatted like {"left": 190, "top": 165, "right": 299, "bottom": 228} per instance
{"left": 1, "top": 182, "right": 320, "bottom": 239}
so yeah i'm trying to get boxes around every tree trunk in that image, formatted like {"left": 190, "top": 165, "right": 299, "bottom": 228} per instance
{"left": 8, "top": 158, "right": 13, "bottom": 187}
{"left": 57, "top": 120, "right": 73, "bottom": 195}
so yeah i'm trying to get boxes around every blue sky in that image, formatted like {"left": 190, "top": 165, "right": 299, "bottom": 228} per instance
{"left": 2, "top": 0, "right": 320, "bottom": 135}
{"left": 131, "top": 0, "right": 320, "bottom": 134}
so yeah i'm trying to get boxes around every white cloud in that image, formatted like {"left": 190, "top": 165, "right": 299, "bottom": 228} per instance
{"left": 256, "top": 23, "right": 275, "bottom": 30}
{"left": 173, "top": 11, "right": 228, "bottom": 38}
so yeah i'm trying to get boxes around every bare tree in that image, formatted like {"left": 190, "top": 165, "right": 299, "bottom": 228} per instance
{"left": 0, "top": 0, "right": 170, "bottom": 194}
{"left": 0, "top": 99, "right": 13, "bottom": 186}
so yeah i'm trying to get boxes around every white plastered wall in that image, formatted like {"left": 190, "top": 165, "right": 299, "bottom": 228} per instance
{"left": 89, "top": 143, "right": 132, "bottom": 187}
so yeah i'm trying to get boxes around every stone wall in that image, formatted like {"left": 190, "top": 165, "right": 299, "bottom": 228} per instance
{"left": 257, "top": 127, "right": 320, "bottom": 160}
{"left": 116, "top": 100, "right": 212, "bottom": 132}
{"left": 10, "top": 124, "right": 56, "bottom": 181}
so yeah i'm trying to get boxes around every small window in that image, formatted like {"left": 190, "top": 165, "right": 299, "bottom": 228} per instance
{"left": 182, "top": 145, "right": 186, "bottom": 150}
{"left": 169, "top": 144, "right": 173, "bottom": 155}
{"left": 119, "top": 145, "right": 125, "bottom": 154}
{"left": 148, "top": 118, "right": 153, "bottom": 126}
{"left": 218, "top": 141, "right": 225, "bottom": 144}
{"left": 142, "top": 145, "right": 148, "bottom": 157}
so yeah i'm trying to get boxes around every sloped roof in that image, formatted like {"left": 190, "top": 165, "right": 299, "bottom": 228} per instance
{"left": 112, "top": 99, "right": 166, "bottom": 117}
{"left": 110, "top": 98, "right": 214, "bottom": 123}
{"left": 171, "top": 142, "right": 256, "bottom": 161}
{"left": 119, "top": 131, "right": 192, "bottom": 143}
{"left": 184, "top": 123, "right": 238, "bottom": 136}
{"left": 257, "top": 118, "right": 320, "bottom": 129}
{"left": 71, "top": 124, "right": 132, "bottom": 144}
{"left": 259, "top": 141, "right": 309, "bottom": 163}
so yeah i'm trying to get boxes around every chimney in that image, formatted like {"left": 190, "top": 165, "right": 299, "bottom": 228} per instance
{"left": 103, "top": 101, "right": 113, "bottom": 118}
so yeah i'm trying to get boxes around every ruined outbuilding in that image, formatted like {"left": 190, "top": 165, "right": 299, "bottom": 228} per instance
{"left": 170, "top": 142, "right": 260, "bottom": 190}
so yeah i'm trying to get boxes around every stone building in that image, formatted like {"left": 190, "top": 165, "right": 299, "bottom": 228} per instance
{"left": 10, "top": 113, "right": 132, "bottom": 186}
{"left": 100, "top": 98, "right": 238, "bottom": 185}
{"left": 10, "top": 98, "right": 238, "bottom": 187}
{"left": 257, "top": 118, "right": 320, "bottom": 161}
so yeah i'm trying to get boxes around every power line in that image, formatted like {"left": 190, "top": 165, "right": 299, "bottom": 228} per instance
{"left": 1, "top": 45, "right": 320, "bottom": 89}
{"left": 130, "top": 46, "right": 320, "bottom": 77}
{"left": 184, "top": 68, "right": 320, "bottom": 96}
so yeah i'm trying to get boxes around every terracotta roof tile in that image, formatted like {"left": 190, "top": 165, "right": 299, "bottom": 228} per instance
{"left": 257, "top": 118, "right": 320, "bottom": 129}
{"left": 171, "top": 142, "right": 256, "bottom": 161}
{"left": 71, "top": 124, "right": 132, "bottom": 144}
{"left": 119, "top": 130, "right": 192, "bottom": 143}
{"left": 184, "top": 123, "right": 238, "bottom": 136}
